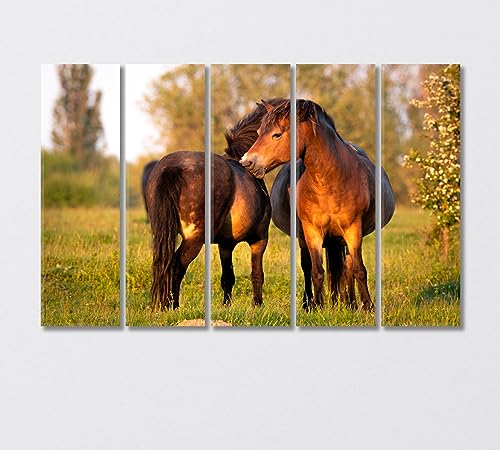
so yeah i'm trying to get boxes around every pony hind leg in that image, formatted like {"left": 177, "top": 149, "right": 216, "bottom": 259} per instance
{"left": 171, "top": 236, "right": 204, "bottom": 309}
{"left": 340, "top": 254, "right": 356, "bottom": 309}
{"left": 324, "top": 237, "right": 347, "bottom": 308}
{"left": 249, "top": 238, "right": 267, "bottom": 307}
{"left": 218, "top": 243, "right": 236, "bottom": 306}
{"left": 299, "top": 240, "right": 313, "bottom": 310}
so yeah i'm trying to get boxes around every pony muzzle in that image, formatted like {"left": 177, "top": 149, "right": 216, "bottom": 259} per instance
{"left": 240, "top": 154, "right": 266, "bottom": 179}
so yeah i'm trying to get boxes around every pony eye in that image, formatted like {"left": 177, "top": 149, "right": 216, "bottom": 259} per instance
{"left": 272, "top": 132, "right": 282, "bottom": 140}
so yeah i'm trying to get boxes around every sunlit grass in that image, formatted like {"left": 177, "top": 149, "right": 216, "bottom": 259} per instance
{"left": 126, "top": 208, "right": 205, "bottom": 326}
{"left": 382, "top": 207, "right": 460, "bottom": 326}
{"left": 294, "top": 207, "right": 460, "bottom": 327}
{"left": 41, "top": 207, "right": 120, "bottom": 326}
{"left": 42, "top": 206, "right": 458, "bottom": 328}
{"left": 210, "top": 224, "right": 291, "bottom": 327}
{"left": 382, "top": 208, "right": 460, "bottom": 326}
{"left": 296, "top": 231, "right": 376, "bottom": 327}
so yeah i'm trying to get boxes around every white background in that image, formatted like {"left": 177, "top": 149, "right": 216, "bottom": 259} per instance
{"left": 1, "top": 1, "right": 500, "bottom": 449}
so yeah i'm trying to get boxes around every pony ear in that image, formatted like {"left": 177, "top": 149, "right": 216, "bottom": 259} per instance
{"left": 260, "top": 99, "right": 274, "bottom": 113}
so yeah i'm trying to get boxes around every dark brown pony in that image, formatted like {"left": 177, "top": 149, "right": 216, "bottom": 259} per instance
{"left": 146, "top": 101, "right": 278, "bottom": 310}
{"left": 141, "top": 160, "right": 158, "bottom": 219}
{"left": 241, "top": 99, "right": 395, "bottom": 310}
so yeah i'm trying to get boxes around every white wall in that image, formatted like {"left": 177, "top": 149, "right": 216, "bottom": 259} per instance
{"left": 1, "top": 0, "right": 499, "bottom": 448}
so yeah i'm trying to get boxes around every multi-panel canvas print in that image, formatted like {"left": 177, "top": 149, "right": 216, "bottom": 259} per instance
{"left": 41, "top": 64, "right": 120, "bottom": 326}
{"left": 41, "top": 63, "right": 461, "bottom": 329}
{"left": 296, "top": 64, "right": 377, "bottom": 327}
{"left": 126, "top": 64, "right": 206, "bottom": 326}
{"left": 382, "top": 64, "right": 461, "bottom": 326}
{"left": 210, "top": 64, "right": 291, "bottom": 327}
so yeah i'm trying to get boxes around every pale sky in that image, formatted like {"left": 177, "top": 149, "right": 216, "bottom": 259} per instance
{"left": 125, "top": 64, "right": 174, "bottom": 162}
{"left": 41, "top": 64, "right": 174, "bottom": 162}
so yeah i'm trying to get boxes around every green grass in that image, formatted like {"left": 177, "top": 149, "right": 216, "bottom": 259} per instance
{"left": 128, "top": 209, "right": 291, "bottom": 327}
{"left": 296, "top": 232, "right": 376, "bottom": 327}
{"left": 126, "top": 208, "right": 206, "bottom": 326}
{"left": 41, "top": 207, "right": 120, "bottom": 326}
{"left": 210, "top": 224, "right": 291, "bottom": 327}
{"left": 382, "top": 207, "right": 460, "bottom": 326}
{"left": 42, "top": 206, "right": 458, "bottom": 327}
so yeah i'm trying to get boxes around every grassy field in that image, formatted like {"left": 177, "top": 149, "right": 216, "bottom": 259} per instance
{"left": 41, "top": 207, "right": 120, "bottom": 326}
{"left": 42, "top": 206, "right": 459, "bottom": 328}
{"left": 296, "top": 233, "right": 376, "bottom": 327}
{"left": 127, "top": 208, "right": 291, "bottom": 327}
{"left": 382, "top": 207, "right": 460, "bottom": 326}
{"left": 211, "top": 224, "right": 291, "bottom": 327}
{"left": 126, "top": 207, "right": 205, "bottom": 326}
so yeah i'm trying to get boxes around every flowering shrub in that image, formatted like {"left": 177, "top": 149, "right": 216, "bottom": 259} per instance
{"left": 404, "top": 64, "right": 461, "bottom": 257}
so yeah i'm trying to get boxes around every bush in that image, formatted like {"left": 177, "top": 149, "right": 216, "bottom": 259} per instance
{"left": 42, "top": 150, "right": 120, "bottom": 208}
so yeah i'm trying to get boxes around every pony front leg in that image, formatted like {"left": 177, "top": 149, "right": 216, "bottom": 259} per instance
{"left": 302, "top": 225, "right": 325, "bottom": 309}
{"left": 343, "top": 226, "right": 373, "bottom": 312}
{"left": 218, "top": 243, "right": 236, "bottom": 306}
{"left": 299, "top": 239, "right": 313, "bottom": 310}
{"left": 249, "top": 238, "right": 267, "bottom": 306}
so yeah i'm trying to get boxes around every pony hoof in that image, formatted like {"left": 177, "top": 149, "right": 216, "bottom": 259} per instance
{"left": 302, "top": 294, "right": 314, "bottom": 311}
{"left": 303, "top": 301, "right": 320, "bottom": 311}
{"left": 362, "top": 302, "right": 374, "bottom": 312}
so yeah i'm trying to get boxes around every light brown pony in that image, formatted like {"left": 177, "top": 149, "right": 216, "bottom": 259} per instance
{"left": 241, "top": 99, "right": 395, "bottom": 310}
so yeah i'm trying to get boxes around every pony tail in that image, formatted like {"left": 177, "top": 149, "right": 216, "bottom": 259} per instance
{"left": 325, "top": 237, "right": 346, "bottom": 305}
{"left": 141, "top": 160, "right": 159, "bottom": 221}
{"left": 150, "top": 166, "right": 184, "bottom": 310}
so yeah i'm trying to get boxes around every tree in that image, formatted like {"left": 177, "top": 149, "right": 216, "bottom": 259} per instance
{"left": 404, "top": 64, "right": 461, "bottom": 259}
{"left": 143, "top": 64, "right": 205, "bottom": 152}
{"left": 142, "top": 64, "right": 290, "bottom": 155}
{"left": 51, "top": 64, "right": 104, "bottom": 166}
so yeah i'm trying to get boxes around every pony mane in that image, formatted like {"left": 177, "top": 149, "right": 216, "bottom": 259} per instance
{"left": 260, "top": 98, "right": 341, "bottom": 138}
{"left": 224, "top": 98, "right": 286, "bottom": 159}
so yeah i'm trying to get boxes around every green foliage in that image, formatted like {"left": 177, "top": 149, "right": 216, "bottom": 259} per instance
{"left": 143, "top": 64, "right": 206, "bottom": 152}
{"left": 141, "top": 64, "right": 291, "bottom": 154}
{"left": 42, "top": 150, "right": 120, "bottom": 208}
{"left": 404, "top": 64, "right": 461, "bottom": 232}
{"left": 382, "top": 65, "right": 449, "bottom": 206}
{"left": 383, "top": 66, "right": 415, "bottom": 205}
